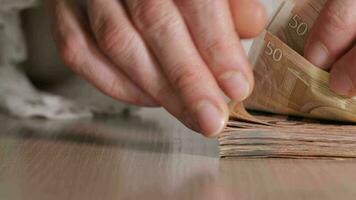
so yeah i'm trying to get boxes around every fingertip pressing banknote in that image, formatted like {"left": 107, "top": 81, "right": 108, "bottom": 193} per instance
{"left": 219, "top": 0, "right": 356, "bottom": 158}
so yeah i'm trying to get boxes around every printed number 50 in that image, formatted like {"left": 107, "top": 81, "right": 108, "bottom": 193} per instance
{"left": 265, "top": 42, "right": 283, "bottom": 62}
{"left": 288, "top": 15, "right": 309, "bottom": 36}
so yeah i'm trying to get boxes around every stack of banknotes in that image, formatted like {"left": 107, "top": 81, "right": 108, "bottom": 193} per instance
{"left": 219, "top": 0, "right": 356, "bottom": 158}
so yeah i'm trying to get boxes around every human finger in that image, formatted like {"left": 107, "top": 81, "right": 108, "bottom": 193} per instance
{"left": 305, "top": 0, "right": 356, "bottom": 69}
{"left": 87, "top": 0, "right": 193, "bottom": 129}
{"left": 175, "top": 0, "right": 255, "bottom": 103}
{"left": 329, "top": 45, "right": 356, "bottom": 96}
{"left": 229, "top": 0, "right": 267, "bottom": 38}
{"left": 45, "top": 0, "right": 158, "bottom": 106}
{"left": 126, "top": 0, "right": 229, "bottom": 136}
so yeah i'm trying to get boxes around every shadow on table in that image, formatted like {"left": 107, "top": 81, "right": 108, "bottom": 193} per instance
{"left": 0, "top": 112, "right": 172, "bottom": 154}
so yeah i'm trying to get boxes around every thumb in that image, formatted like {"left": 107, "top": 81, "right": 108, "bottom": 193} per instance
{"left": 329, "top": 45, "right": 356, "bottom": 96}
{"left": 229, "top": 0, "right": 267, "bottom": 38}
{"left": 304, "top": 0, "right": 356, "bottom": 70}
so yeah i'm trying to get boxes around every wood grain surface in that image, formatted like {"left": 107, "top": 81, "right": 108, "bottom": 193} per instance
{"left": 0, "top": 108, "right": 355, "bottom": 200}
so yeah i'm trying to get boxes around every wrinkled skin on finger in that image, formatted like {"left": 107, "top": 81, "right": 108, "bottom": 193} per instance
{"left": 44, "top": 0, "right": 267, "bottom": 136}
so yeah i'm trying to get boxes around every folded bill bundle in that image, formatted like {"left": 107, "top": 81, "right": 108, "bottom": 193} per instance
{"left": 219, "top": 0, "right": 356, "bottom": 158}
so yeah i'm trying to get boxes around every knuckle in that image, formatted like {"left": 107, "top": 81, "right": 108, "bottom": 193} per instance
{"left": 154, "top": 85, "right": 173, "bottom": 101}
{"left": 170, "top": 65, "right": 201, "bottom": 93}
{"left": 323, "top": 4, "right": 354, "bottom": 31}
{"left": 99, "top": 29, "right": 136, "bottom": 58}
{"left": 93, "top": 14, "right": 136, "bottom": 59}
{"left": 57, "top": 33, "right": 95, "bottom": 78}
{"left": 203, "top": 39, "right": 238, "bottom": 72}
{"left": 204, "top": 39, "right": 236, "bottom": 56}
{"left": 58, "top": 34, "right": 85, "bottom": 69}
{"left": 130, "top": 0, "right": 179, "bottom": 34}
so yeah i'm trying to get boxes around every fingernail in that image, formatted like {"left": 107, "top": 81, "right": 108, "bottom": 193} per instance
{"left": 330, "top": 68, "right": 354, "bottom": 96}
{"left": 305, "top": 41, "right": 330, "bottom": 69}
{"left": 220, "top": 71, "right": 251, "bottom": 101}
{"left": 195, "top": 100, "right": 227, "bottom": 137}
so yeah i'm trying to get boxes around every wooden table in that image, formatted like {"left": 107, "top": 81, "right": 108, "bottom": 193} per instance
{"left": 0, "top": 108, "right": 355, "bottom": 200}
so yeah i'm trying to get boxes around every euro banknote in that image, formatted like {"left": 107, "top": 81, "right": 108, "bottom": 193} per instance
{"left": 230, "top": 0, "right": 356, "bottom": 124}
{"left": 220, "top": 0, "right": 356, "bottom": 158}
{"left": 267, "top": 0, "right": 327, "bottom": 55}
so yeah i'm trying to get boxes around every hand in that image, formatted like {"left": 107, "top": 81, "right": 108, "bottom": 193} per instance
{"left": 305, "top": 0, "right": 356, "bottom": 96}
{"left": 44, "top": 0, "right": 266, "bottom": 136}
